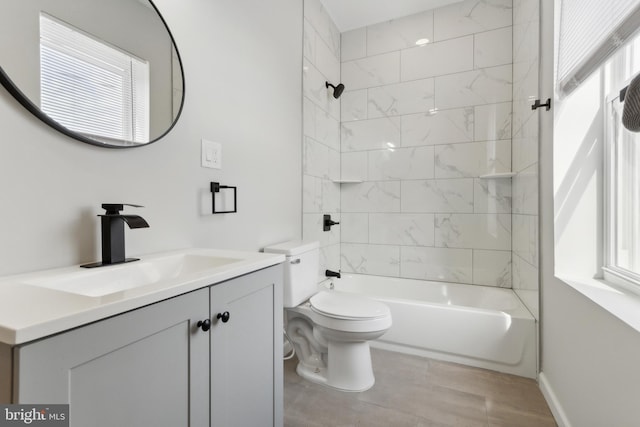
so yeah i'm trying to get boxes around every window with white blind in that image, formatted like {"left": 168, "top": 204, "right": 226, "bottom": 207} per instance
{"left": 39, "top": 13, "right": 149, "bottom": 144}
{"left": 557, "top": 0, "right": 640, "bottom": 97}
{"left": 604, "top": 34, "right": 640, "bottom": 290}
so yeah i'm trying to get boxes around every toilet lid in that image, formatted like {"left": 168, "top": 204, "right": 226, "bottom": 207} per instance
{"left": 309, "top": 290, "right": 390, "bottom": 320}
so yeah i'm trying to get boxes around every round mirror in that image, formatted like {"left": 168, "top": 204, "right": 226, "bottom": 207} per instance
{"left": 0, "top": 0, "right": 184, "bottom": 148}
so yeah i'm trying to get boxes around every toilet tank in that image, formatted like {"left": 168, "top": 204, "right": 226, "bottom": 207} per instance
{"left": 264, "top": 240, "right": 319, "bottom": 308}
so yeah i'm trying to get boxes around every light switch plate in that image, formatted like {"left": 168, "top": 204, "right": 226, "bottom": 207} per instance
{"left": 201, "top": 139, "right": 222, "bottom": 169}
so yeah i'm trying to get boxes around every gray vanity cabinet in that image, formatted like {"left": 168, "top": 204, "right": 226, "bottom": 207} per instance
{"left": 210, "top": 266, "right": 283, "bottom": 427}
{"left": 12, "top": 264, "right": 283, "bottom": 427}
{"left": 14, "top": 287, "right": 210, "bottom": 426}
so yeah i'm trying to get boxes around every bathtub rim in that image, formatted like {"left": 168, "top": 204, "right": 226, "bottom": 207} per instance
{"left": 323, "top": 273, "right": 535, "bottom": 321}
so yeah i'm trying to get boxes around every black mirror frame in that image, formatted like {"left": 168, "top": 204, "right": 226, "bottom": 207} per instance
{"left": 0, "top": 0, "right": 185, "bottom": 149}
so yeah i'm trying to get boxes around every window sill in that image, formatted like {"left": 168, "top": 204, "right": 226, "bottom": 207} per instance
{"left": 556, "top": 274, "right": 640, "bottom": 333}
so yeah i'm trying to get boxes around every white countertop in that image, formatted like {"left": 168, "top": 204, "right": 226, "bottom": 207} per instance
{"left": 0, "top": 248, "right": 285, "bottom": 345}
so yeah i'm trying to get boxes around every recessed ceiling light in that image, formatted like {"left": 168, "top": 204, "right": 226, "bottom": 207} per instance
{"left": 415, "top": 38, "right": 430, "bottom": 46}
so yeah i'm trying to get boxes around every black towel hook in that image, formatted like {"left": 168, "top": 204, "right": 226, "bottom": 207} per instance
{"left": 531, "top": 98, "right": 551, "bottom": 111}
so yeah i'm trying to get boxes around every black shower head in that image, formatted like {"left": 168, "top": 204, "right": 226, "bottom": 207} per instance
{"left": 325, "top": 81, "right": 345, "bottom": 99}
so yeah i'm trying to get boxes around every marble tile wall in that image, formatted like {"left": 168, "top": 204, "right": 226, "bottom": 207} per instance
{"left": 512, "top": 0, "right": 540, "bottom": 318}
{"left": 302, "top": 0, "right": 341, "bottom": 278}
{"left": 339, "top": 0, "right": 514, "bottom": 287}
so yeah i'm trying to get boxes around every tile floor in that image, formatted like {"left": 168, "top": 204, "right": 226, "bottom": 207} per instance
{"left": 284, "top": 348, "right": 557, "bottom": 427}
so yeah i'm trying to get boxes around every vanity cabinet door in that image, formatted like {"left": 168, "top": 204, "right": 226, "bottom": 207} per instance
{"left": 210, "top": 265, "right": 283, "bottom": 427}
{"left": 14, "top": 288, "right": 210, "bottom": 427}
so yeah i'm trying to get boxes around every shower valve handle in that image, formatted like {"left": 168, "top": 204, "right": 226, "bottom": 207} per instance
{"left": 323, "top": 214, "right": 340, "bottom": 231}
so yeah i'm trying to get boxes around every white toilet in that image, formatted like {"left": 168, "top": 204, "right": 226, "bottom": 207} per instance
{"left": 264, "top": 240, "right": 392, "bottom": 392}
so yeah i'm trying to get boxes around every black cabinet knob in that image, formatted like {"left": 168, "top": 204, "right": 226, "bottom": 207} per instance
{"left": 197, "top": 319, "right": 211, "bottom": 332}
{"left": 216, "top": 311, "right": 230, "bottom": 323}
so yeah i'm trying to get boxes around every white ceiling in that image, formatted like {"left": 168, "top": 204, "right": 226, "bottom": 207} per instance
{"left": 320, "top": 0, "right": 463, "bottom": 32}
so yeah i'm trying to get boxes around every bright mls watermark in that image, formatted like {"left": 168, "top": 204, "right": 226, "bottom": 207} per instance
{"left": 0, "top": 405, "right": 68, "bottom": 426}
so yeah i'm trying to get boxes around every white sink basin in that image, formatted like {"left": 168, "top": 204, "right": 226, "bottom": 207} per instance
{"left": 22, "top": 253, "right": 241, "bottom": 297}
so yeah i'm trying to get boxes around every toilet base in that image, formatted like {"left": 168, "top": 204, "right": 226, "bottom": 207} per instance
{"left": 295, "top": 340, "right": 375, "bottom": 392}
{"left": 327, "top": 340, "right": 375, "bottom": 391}
{"left": 292, "top": 340, "right": 376, "bottom": 392}
{"left": 296, "top": 362, "right": 328, "bottom": 387}
{"left": 286, "top": 306, "right": 384, "bottom": 392}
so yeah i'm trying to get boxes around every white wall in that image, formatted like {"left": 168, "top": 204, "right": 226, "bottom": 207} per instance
{"left": 553, "top": 71, "right": 603, "bottom": 279}
{"left": 0, "top": 0, "right": 302, "bottom": 276}
{"left": 539, "top": 1, "right": 640, "bottom": 425}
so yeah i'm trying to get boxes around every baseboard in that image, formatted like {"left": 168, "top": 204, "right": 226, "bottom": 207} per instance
{"left": 538, "top": 372, "right": 571, "bottom": 427}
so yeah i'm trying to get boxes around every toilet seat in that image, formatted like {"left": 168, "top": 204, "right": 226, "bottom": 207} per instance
{"left": 310, "top": 290, "right": 390, "bottom": 320}
{"left": 294, "top": 290, "right": 392, "bottom": 334}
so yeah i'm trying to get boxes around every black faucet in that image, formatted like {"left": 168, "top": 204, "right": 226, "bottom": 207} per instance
{"left": 81, "top": 204, "right": 149, "bottom": 268}
{"left": 325, "top": 269, "right": 341, "bottom": 279}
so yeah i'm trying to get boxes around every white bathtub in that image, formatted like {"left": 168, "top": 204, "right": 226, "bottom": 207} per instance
{"left": 325, "top": 274, "right": 537, "bottom": 379}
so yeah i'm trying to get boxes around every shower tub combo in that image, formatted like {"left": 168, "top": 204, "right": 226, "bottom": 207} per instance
{"left": 324, "top": 274, "right": 537, "bottom": 379}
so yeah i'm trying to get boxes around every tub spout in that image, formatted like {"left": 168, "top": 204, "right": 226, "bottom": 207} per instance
{"left": 325, "top": 269, "right": 341, "bottom": 279}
